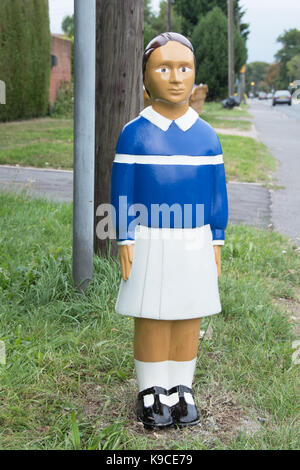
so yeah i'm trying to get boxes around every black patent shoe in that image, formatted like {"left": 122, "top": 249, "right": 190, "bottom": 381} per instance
{"left": 136, "top": 386, "right": 173, "bottom": 430}
{"left": 169, "top": 385, "right": 200, "bottom": 427}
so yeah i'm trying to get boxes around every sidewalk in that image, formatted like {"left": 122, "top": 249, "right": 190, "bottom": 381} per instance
{"left": 248, "top": 100, "right": 300, "bottom": 246}
{"left": 0, "top": 164, "right": 271, "bottom": 229}
{"left": 0, "top": 165, "right": 73, "bottom": 202}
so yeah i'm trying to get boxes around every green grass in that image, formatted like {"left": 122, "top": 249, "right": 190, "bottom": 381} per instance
{"left": 221, "top": 134, "right": 277, "bottom": 183}
{"left": 0, "top": 191, "right": 299, "bottom": 450}
{"left": 201, "top": 102, "right": 253, "bottom": 130}
{"left": 0, "top": 118, "right": 73, "bottom": 169}
{"left": 202, "top": 101, "right": 252, "bottom": 119}
{"left": 0, "top": 113, "right": 276, "bottom": 185}
{"left": 204, "top": 117, "right": 252, "bottom": 131}
{"left": 202, "top": 101, "right": 277, "bottom": 183}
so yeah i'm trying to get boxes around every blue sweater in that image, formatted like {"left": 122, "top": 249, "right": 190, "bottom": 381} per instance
{"left": 111, "top": 107, "right": 228, "bottom": 245}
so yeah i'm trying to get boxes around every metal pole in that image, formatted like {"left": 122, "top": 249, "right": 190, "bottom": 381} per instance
{"left": 73, "top": 0, "right": 96, "bottom": 290}
{"left": 237, "top": 76, "right": 241, "bottom": 103}
{"left": 228, "top": 0, "right": 234, "bottom": 96}
{"left": 241, "top": 71, "right": 246, "bottom": 104}
{"left": 167, "top": 0, "right": 171, "bottom": 31}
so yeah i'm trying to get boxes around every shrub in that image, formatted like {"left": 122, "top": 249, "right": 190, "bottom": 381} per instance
{"left": 50, "top": 81, "right": 74, "bottom": 118}
{"left": 0, "top": 0, "right": 51, "bottom": 122}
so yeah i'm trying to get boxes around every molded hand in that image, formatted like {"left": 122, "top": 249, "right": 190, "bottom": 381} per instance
{"left": 213, "top": 245, "right": 221, "bottom": 277}
{"left": 119, "top": 244, "right": 135, "bottom": 280}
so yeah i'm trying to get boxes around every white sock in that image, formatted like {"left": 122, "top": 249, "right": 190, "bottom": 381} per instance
{"left": 167, "top": 359, "right": 196, "bottom": 389}
{"left": 134, "top": 358, "right": 196, "bottom": 407}
{"left": 167, "top": 359, "right": 196, "bottom": 406}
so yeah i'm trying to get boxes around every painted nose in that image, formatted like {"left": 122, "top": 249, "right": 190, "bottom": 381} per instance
{"left": 170, "top": 68, "right": 181, "bottom": 83}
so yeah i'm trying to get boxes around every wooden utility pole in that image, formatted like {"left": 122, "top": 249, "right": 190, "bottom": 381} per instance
{"left": 167, "top": 0, "right": 171, "bottom": 31}
{"left": 227, "top": 0, "right": 234, "bottom": 96}
{"left": 94, "top": 0, "right": 144, "bottom": 256}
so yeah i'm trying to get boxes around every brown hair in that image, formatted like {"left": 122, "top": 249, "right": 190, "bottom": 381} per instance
{"left": 143, "top": 32, "right": 195, "bottom": 80}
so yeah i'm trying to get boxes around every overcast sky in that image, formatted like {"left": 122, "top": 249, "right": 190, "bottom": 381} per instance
{"left": 240, "top": 0, "right": 300, "bottom": 63}
{"left": 49, "top": 0, "right": 300, "bottom": 64}
{"left": 49, "top": 0, "right": 74, "bottom": 34}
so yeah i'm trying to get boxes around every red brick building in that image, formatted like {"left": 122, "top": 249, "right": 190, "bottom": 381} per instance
{"left": 50, "top": 35, "right": 72, "bottom": 106}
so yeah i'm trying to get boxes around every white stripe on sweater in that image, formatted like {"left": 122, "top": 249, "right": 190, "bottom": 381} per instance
{"left": 114, "top": 154, "right": 224, "bottom": 166}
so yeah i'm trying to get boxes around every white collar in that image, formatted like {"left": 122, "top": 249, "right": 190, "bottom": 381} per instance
{"left": 139, "top": 106, "right": 199, "bottom": 132}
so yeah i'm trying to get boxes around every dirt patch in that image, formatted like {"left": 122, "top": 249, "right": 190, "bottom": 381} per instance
{"left": 215, "top": 124, "right": 258, "bottom": 140}
{"left": 218, "top": 116, "right": 253, "bottom": 122}
{"left": 75, "top": 379, "right": 262, "bottom": 449}
{"left": 78, "top": 383, "right": 104, "bottom": 418}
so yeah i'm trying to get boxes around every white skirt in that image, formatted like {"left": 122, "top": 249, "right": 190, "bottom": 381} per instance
{"left": 115, "top": 225, "right": 221, "bottom": 320}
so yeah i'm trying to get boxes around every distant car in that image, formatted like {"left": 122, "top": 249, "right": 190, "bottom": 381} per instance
{"left": 267, "top": 93, "right": 273, "bottom": 99}
{"left": 258, "top": 92, "right": 267, "bottom": 100}
{"left": 272, "top": 90, "right": 292, "bottom": 106}
{"left": 249, "top": 92, "right": 254, "bottom": 99}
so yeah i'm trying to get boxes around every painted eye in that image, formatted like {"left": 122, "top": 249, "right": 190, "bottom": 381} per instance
{"left": 156, "top": 67, "right": 169, "bottom": 73}
{"left": 180, "top": 66, "right": 191, "bottom": 73}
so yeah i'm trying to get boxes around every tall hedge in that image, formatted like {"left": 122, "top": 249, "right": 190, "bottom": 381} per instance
{"left": 0, "top": 0, "right": 51, "bottom": 122}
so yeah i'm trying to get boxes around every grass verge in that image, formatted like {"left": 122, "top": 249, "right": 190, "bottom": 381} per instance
{"left": 0, "top": 191, "right": 299, "bottom": 450}
{"left": 201, "top": 102, "right": 253, "bottom": 130}
{"left": 221, "top": 134, "right": 277, "bottom": 183}
{"left": 0, "top": 118, "right": 73, "bottom": 169}
{"left": 0, "top": 113, "right": 276, "bottom": 185}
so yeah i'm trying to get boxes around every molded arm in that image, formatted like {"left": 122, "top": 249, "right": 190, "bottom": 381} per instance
{"left": 119, "top": 244, "right": 134, "bottom": 280}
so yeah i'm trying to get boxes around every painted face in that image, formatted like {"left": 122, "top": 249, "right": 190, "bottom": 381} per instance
{"left": 144, "top": 41, "right": 195, "bottom": 105}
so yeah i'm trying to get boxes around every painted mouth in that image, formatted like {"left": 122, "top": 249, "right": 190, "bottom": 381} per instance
{"left": 168, "top": 89, "right": 185, "bottom": 93}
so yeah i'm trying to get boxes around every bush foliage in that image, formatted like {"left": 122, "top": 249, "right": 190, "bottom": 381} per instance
{"left": 0, "top": 0, "right": 51, "bottom": 122}
{"left": 50, "top": 81, "right": 74, "bottom": 118}
{"left": 192, "top": 7, "right": 247, "bottom": 100}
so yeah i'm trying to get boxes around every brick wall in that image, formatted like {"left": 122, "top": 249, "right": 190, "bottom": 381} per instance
{"left": 49, "top": 35, "right": 72, "bottom": 106}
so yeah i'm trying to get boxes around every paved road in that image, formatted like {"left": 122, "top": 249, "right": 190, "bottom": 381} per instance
{"left": 0, "top": 164, "right": 270, "bottom": 229}
{"left": 255, "top": 96, "right": 300, "bottom": 122}
{"left": 0, "top": 165, "right": 73, "bottom": 202}
{"left": 249, "top": 100, "right": 300, "bottom": 246}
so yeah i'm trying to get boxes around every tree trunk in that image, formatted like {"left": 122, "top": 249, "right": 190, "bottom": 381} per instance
{"left": 227, "top": 0, "right": 235, "bottom": 96}
{"left": 167, "top": 0, "right": 171, "bottom": 31}
{"left": 94, "top": 0, "right": 144, "bottom": 256}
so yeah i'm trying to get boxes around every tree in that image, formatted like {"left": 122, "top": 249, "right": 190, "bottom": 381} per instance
{"left": 94, "top": 0, "right": 144, "bottom": 256}
{"left": 62, "top": 14, "right": 74, "bottom": 37}
{"left": 144, "top": 0, "right": 183, "bottom": 48}
{"left": 245, "top": 61, "right": 270, "bottom": 93}
{"left": 265, "top": 63, "right": 280, "bottom": 91}
{"left": 192, "top": 7, "right": 247, "bottom": 100}
{"left": 258, "top": 81, "right": 269, "bottom": 93}
{"left": 61, "top": 14, "right": 74, "bottom": 77}
{"left": 144, "top": 0, "right": 155, "bottom": 46}
{"left": 234, "top": 1, "right": 249, "bottom": 43}
{"left": 275, "top": 29, "right": 300, "bottom": 88}
{"left": 287, "top": 55, "right": 300, "bottom": 82}
{"left": 173, "top": 0, "right": 249, "bottom": 41}
{"left": 0, "top": 0, "right": 51, "bottom": 122}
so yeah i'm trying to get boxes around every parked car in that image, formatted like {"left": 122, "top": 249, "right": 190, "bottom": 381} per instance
{"left": 272, "top": 90, "right": 292, "bottom": 106}
{"left": 249, "top": 92, "right": 254, "bottom": 99}
{"left": 267, "top": 93, "right": 273, "bottom": 99}
{"left": 258, "top": 92, "right": 267, "bottom": 100}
